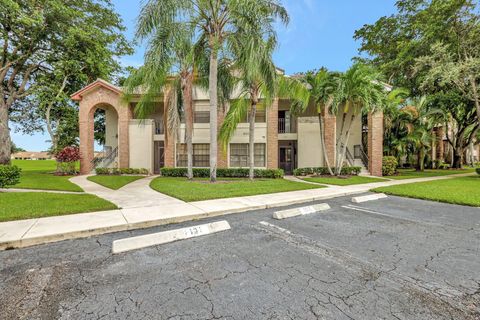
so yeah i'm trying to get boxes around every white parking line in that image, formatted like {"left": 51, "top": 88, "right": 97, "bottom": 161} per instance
{"left": 351, "top": 193, "right": 388, "bottom": 203}
{"left": 341, "top": 204, "right": 424, "bottom": 224}
{"left": 272, "top": 203, "right": 330, "bottom": 220}
{"left": 112, "top": 220, "right": 231, "bottom": 254}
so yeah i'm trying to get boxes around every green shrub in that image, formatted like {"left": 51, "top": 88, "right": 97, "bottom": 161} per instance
{"left": 382, "top": 156, "right": 398, "bottom": 176}
{"left": 0, "top": 165, "right": 21, "bottom": 188}
{"left": 160, "top": 167, "right": 284, "bottom": 179}
{"left": 438, "top": 162, "right": 450, "bottom": 170}
{"left": 476, "top": 168, "right": 480, "bottom": 175}
{"left": 293, "top": 166, "right": 361, "bottom": 176}
{"left": 95, "top": 167, "right": 148, "bottom": 175}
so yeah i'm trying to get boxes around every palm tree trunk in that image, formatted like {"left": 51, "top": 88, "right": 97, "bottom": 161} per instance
{"left": 335, "top": 112, "right": 347, "bottom": 169}
{"left": 336, "top": 114, "right": 356, "bottom": 175}
{"left": 248, "top": 101, "right": 257, "bottom": 181}
{"left": 182, "top": 73, "right": 194, "bottom": 180}
{"left": 419, "top": 148, "right": 425, "bottom": 171}
{"left": 209, "top": 49, "right": 218, "bottom": 182}
{"left": 318, "top": 113, "right": 333, "bottom": 176}
{"left": 0, "top": 101, "right": 10, "bottom": 165}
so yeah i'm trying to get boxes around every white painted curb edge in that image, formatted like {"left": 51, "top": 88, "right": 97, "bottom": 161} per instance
{"left": 112, "top": 220, "right": 231, "bottom": 254}
{"left": 351, "top": 193, "right": 388, "bottom": 203}
{"left": 273, "top": 203, "right": 330, "bottom": 220}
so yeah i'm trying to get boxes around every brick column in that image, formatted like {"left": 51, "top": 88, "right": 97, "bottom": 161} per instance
{"left": 117, "top": 102, "right": 131, "bottom": 169}
{"left": 217, "top": 106, "right": 228, "bottom": 168}
{"left": 323, "top": 108, "right": 336, "bottom": 168}
{"left": 368, "top": 111, "right": 383, "bottom": 176}
{"left": 163, "top": 93, "right": 175, "bottom": 167}
{"left": 267, "top": 99, "right": 279, "bottom": 169}
{"left": 79, "top": 102, "right": 95, "bottom": 174}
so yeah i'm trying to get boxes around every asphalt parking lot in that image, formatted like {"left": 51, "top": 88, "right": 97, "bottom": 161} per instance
{"left": 1, "top": 194, "right": 479, "bottom": 320}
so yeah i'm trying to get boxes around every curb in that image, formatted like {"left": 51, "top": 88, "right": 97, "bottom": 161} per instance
{"left": 0, "top": 189, "right": 371, "bottom": 251}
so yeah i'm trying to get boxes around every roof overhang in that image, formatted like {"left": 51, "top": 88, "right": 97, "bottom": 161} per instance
{"left": 71, "top": 79, "right": 123, "bottom": 101}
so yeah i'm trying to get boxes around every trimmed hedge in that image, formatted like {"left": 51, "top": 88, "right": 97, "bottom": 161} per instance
{"left": 382, "top": 156, "right": 398, "bottom": 176}
{"left": 476, "top": 168, "right": 480, "bottom": 175}
{"left": 95, "top": 167, "right": 149, "bottom": 175}
{"left": 160, "top": 167, "right": 284, "bottom": 179}
{"left": 0, "top": 165, "right": 21, "bottom": 188}
{"left": 293, "top": 166, "right": 361, "bottom": 176}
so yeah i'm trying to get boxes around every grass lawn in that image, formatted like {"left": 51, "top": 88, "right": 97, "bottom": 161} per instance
{"left": 302, "top": 175, "right": 387, "bottom": 186}
{"left": 9, "top": 160, "right": 83, "bottom": 192}
{"left": 87, "top": 175, "right": 145, "bottom": 190}
{"left": 389, "top": 168, "right": 475, "bottom": 180}
{"left": 150, "top": 177, "right": 324, "bottom": 202}
{"left": 372, "top": 176, "right": 480, "bottom": 207}
{"left": 0, "top": 192, "right": 118, "bottom": 222}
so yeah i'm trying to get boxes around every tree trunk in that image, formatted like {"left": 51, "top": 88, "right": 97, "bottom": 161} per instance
{"left": 0, "top": 101, "right": 10, "bottom": 165}
{"left": 452, "top": 149, "right": 463, "bottom": 169}
{"left": 416, "top": 148, "right": 425, "bottom": 172}
{"left": 182, "top": 73, "right": 194, "bottom": 180}
{"left": 318, "top": 113, "right": 333, "bottom": 176}
{"left": 335, "top": 112, "right": 347, "bottom": 169}
{"left": 336, "top": 114, "right": 356, "bottom": 176}
{"left": 248, "top": 100, "right": 257, "bottom": 181}
{"left": 209, "top": 50, "right": 218, "bottom": 182}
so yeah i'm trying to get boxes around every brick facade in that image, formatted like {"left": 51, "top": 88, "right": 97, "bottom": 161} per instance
{"left": 267, "top": 99, "right": 279, "bottom": 169}
{"left": 74, "top": 81, "right": 131, "bottom": 174}
{"left": 74, "top": 80, "right": 385, "bottom": 176}
{"left": 368, "top": 112, "right": 383, "bottom": 176}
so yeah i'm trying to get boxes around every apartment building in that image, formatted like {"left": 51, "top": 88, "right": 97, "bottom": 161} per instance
{"left": 72, "top": 79, "right": 384, "bottom": 176}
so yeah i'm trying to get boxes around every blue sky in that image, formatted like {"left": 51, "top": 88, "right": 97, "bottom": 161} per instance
{"left": 12, "top": 0, "right": 397, "bottom": 151}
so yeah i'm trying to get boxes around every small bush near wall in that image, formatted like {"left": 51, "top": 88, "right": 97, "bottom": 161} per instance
{"left": 160, "top": 168, "right": 284, "bottom": 179}
{"left": 95, "top": 168, "right": 149, "bottom": 175}
{"left": 382, "top": 156, "right": 398, "bottom": 176}
{"left": 293, "top": 167, "right": 361, "bottom": 176}
{"left": 476, "top": 168, "right": 480, "bottom": 175}
{"left": 0, "top": 165, "right": 21, "bottom": 188}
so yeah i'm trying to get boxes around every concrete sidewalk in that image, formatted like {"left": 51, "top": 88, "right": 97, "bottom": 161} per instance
{"left": 0, "top": 172, "right": 475, "bottom": 250}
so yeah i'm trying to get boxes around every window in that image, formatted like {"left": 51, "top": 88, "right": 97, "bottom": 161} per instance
{"left": 238, "top": 107, "right": 266, "bottom": 123}
{"left": 229, "top": 143, "right": 266, "bottom": 167}
{"left": 176, "top": 143, "right": 210, "bottom": 167}
{"left": 194, "top": 111, "right": 210, "bottom": 123}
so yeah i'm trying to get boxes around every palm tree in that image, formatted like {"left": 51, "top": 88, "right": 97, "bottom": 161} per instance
{"left": 123, "top": 23, "right": 197, "bottom": 179}
{"left": 332, "top": 63, "right": 385, "bottom": 176}
{"left": 295, "top": 69, "right": 340, "bottom": 175}
{"left": 218, "top": 33, "right": 277, "bottom": 180}
{"left": 402, "top": 97, "right": 439, "bottom": 171}
{"left": 137, "top": 0, "right": 288, "bottom": 182}
{"left": 219, "top": 34, "right": 310, "bottom": 180}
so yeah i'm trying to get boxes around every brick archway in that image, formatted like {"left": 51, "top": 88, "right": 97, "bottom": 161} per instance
{"left": 72, "top": 79, "right": 132, "bottom": 174}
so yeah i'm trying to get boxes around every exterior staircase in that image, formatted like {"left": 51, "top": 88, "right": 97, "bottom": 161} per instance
{"left": 90, "top": 146, "right": 118, "bottom": 173}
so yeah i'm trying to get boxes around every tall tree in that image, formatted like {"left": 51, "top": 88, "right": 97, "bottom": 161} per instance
{"left": 0, "top": 0, "right": 130, "bottom": 164}
{"left": 137, "top": 0, "right": 288, "bottom": 182}
{"left": 124, "top": 23, "right": 198, "bottom": 180}
{"left": 294, "top": 69, "right": 340, "bottom": 176}
{"left": 355, "top": 0, "right": 480, "bottom": 167}
{"left": 219, "top": 32, "right": 278, "bottom": 180}
{"left": 331, "top": 63, "right": 385, "bottom": 175}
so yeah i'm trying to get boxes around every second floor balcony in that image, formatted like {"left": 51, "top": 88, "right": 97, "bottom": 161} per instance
{"left": 278, "top": 117, "right": 297, "bottom": 134}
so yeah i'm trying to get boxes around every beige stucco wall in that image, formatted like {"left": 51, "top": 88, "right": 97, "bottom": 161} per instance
{"left": 336, "top": 109, "right": 362, "bottom": 162}
{"left": 297, "top": 112, "right": 363, "bottom": 168}
{"left": 297, "top": 117, "right": 323, "bottom": 168}
{"left": 128, "top": 119, "right": 154, "bottom": 172}
{"left": 105, "top": 107, "right": 118, "bottom": 149}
